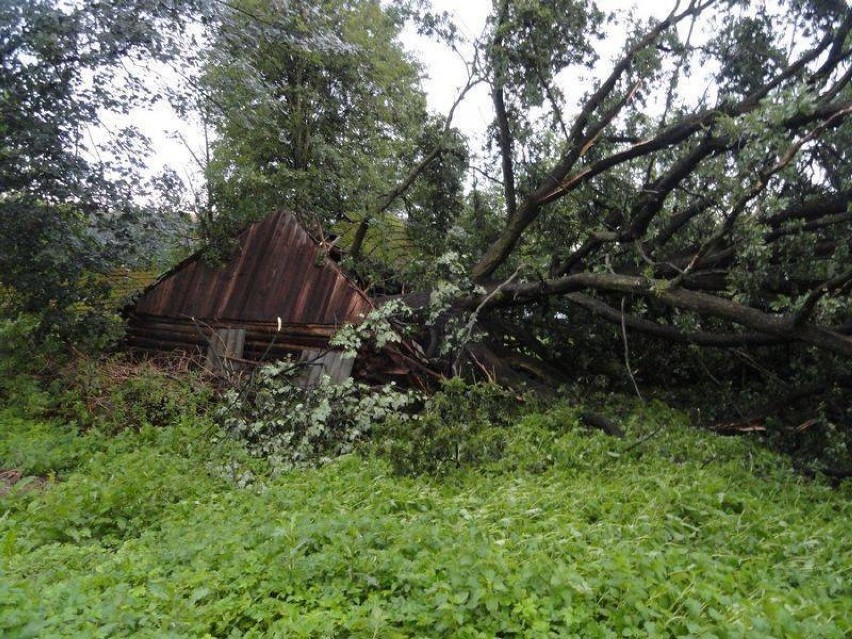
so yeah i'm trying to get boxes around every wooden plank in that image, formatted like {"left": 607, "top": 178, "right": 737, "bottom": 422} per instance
{"left": 126, "top": 336, "right": 205, "bottom": 352}
{"left": 207, "top": 328, "right": 227, "bottom": 370}
{"left": 129, "top": 324, "right": 329, "bottom": 351}
{"left": 323, "top": 350, "right": 355, "bottom": 384}
{"left": 129, "top": 313, "right": 343, "bottom": 337}
{"left": 229, "top": 328, "right": 246, "bottom": 360}
{"left": 299, "top": 349, "right": 322, "bottom": 388}
{"left": 206, "top": 328, "right": 246, "bottom": 372}
{"left": 296, "top": 349, "right": 355, "bottom": 388}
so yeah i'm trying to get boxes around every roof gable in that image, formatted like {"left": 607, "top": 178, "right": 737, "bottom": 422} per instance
{"left": 133, "top": 210, "right": 372, "bottom": 326}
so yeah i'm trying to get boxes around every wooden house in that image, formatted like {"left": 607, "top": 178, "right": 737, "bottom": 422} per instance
{"left": 126, "top": 210, "right": 380, "bottom": 382}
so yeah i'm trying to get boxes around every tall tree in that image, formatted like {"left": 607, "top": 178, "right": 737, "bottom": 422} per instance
{"left": 200, "top": 0, "right": 468, "bottom": 259}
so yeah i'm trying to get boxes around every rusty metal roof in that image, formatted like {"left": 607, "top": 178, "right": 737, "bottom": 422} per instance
{"left": 133, "top": 210, "right": 373, "bottom": 326}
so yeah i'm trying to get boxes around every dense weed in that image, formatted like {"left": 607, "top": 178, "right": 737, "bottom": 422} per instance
{"left": 1, "top": 378, "right": 850, "bottom": 637}
{"left": 48, "top": 356, "right": 213, "bottom": 434}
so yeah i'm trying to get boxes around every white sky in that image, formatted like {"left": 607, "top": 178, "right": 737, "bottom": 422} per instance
{"left": 130, "top": 0, "right": 679, "bottom": 196}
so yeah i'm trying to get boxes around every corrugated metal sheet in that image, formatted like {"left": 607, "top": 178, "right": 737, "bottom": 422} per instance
{"left": 134, "top": 210, "right": 373, "bottom": 327}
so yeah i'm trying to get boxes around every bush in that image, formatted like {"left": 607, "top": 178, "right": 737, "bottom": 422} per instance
{"left": 0, "top": 411, "right": 99, "bottom": 477}
{"left": 376, "top": 378, "right": 523, "bottom": 475}
{"left": 0, "top": 310, "right": 207, "bottom": 434}
{"left": 49, "top": 356, "right": 213, "bottom": 434}
{"left": 0, "top": 314, "right": 55, "bottom": 414}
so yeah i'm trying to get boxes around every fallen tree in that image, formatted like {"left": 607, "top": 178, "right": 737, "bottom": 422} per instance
{"left": 458, "top": 0, "right": 852, "bottom": 360}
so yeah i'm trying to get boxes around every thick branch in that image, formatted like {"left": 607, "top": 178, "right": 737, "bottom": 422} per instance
{"left": 553, "top": 135, "right": 726, "bottom": 276}
{"left": 765, "top": 211, "right": 852, "bottom": 242}
{"left": 565, "top": 292, "right": 786, "bottom": 347}
{"left": 471, "top": 22, "right": 843, "bottom": 281}
{"left": 471, "top": 1, "right": 714, "bottom": 281}
{"left": 462, "top": 273, "right": 852, "bottom": 357}
{"left": 492, "top": 84, "right": 518, "bottom": 219}
{"left": 561, "top": 100, "right": 851, "bottom": 280}
{"left": 810, "top": 7, "right": 852, "bottom": 84}
{"left": 793, "top": 268, "right": 852, "bottom": 327}
{"left": 646, "top": 197, "right": 712, "bottom": 252}
{"left": 350, "top": 146, "right": 441, "bottom": 259}
{"left": 490, "top": 0, "right": 518, "bottom": 221}
{"left": 765, "top": 190, "right": 852, "bottom": 228}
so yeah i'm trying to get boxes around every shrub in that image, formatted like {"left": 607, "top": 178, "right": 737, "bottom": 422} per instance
{"left": 0, "top": 411, "right": 99, "bottom": 477}
{"left": 0, "top": 314, "right": 55, "bottom": 414}
{"left": 375, "top": 378, "right": 523, "bottom": 475}
{"left": 48, "top": 356, "right": 213, "bottom": 434}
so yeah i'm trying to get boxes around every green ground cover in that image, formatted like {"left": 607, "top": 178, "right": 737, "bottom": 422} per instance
{"left": 1, "top": 402, "right": 850, "bottom": 638}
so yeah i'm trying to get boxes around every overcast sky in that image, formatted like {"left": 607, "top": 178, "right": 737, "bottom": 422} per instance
{"left": 404, "top": 1, "right": 680, "bottom": 152}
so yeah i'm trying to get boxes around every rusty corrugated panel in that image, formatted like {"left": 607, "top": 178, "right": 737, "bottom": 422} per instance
{"left": 134, "top": 210, "right": 373, "bottom": 326}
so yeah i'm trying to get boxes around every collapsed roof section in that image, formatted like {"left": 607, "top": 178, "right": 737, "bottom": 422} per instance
{"left": 134, "top": 209, "right": 371, "bottom": 327}
{"left": 127, "top": 210, "right": 373, "bottom": 364}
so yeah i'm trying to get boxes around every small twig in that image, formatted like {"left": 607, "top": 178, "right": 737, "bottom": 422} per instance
{"left": 466, "top": 348, "right": 496, "bottom": 384}
{"left": 621, "top": 297, "right": 644, "bottom": 403}
{"left": 637, "top": 241, "right": 684, "bottom": 275}
{"left": 620, "top": 424, "right": 665, "bottom": 456}
{"left": 732, "top": 349, "right": 787, "bottom": 386}
{"left": 597, "top": 420, "right": 665, "bottom": 470}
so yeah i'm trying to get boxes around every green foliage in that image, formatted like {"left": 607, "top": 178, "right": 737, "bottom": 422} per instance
{"left": 2, "top": 399, "right": 851, "bottom": 637}
{"left": 215, "top": 359, "right": 418, "bottom": 472}
{"left": 709, "top": 12, "right": 785, "bottom": 96}
{"left": 48, "top": 356, "right": 213, "bottom": 435}
{"left": 0, "top": 411, "right": 97, "bottom": 477}
{"left": 0, "top": 0, "right": 200, "bottom": 336}
{"left": 203, "top": 0, "right": 432, "bottom": 232}
{"left": 375, "top": 378, "right": 521, "bottom": 476}
{"left": 0, "top": 314, "right": 54, "bottom": 414}
{"left": 402, "top": 120, "right": 469, "bottom": 257}
{"left": 18, "top": 445, "right": 220, "bottom": 547}
{"left": 330, "top": 299, "right": 412, "bottom": 357}
{"left": 487, "top": 0, "right": 603, "bottom": 110}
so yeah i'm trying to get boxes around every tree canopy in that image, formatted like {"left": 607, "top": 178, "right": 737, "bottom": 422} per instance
{"left": 200, "top": 0, "right": 468, "bottom": 265}
{"left": 0, "top": 0, "right": 198, "bottom": 332}
{"left": 1, "top": 0, "right": 850, "bottom": 431}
